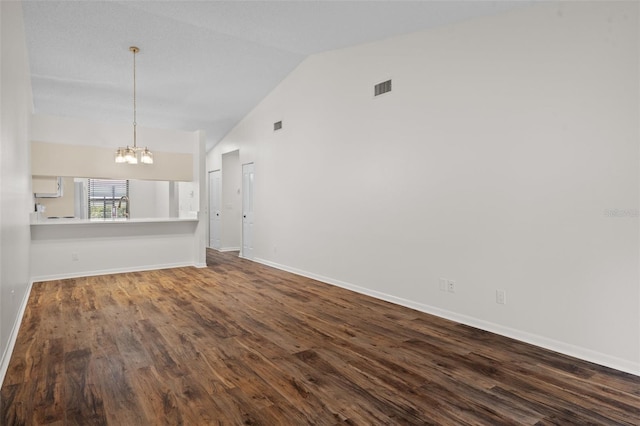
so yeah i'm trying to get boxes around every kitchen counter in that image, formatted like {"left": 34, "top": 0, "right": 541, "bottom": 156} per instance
{"left": 31, "top": 216, "right": 199, "bottom": 226}
{"left": 30, "top": 213, "right": 205, "bottom": 281}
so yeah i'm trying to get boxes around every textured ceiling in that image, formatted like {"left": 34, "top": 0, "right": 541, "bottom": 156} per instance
{"left": 21, "top": 1, "right": 531, "bottom": 151}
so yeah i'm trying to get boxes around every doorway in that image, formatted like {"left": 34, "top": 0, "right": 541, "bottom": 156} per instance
{"left": 220, "top": 150, "right": 242, "bottom": 252}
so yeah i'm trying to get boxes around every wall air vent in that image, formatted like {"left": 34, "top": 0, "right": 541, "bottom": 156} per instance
{"left": 274, "top": 121, "right": 283, "bottom": 131}
{"left": 374, "top": 79, "right": 392, "bottom": 96}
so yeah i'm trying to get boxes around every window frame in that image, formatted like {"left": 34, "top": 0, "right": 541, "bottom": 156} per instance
{"left": 87, "top": 178, "right": 130, "bottom": 219}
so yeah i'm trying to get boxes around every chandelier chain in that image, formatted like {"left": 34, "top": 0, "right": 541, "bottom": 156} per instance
{"left": 132, "top": 46, "right": 137, "bottom": 148}
{"left": 115, "top": 45, "right": 152, "bottom": 165}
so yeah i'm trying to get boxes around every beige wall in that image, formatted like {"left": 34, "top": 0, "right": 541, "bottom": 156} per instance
{"left": 30, "top": 114, "right": 199, "bottom": 182}
{"left": 34, "top": 177, "right": 75, "bottom": 217}
{"left": 32, "top": 142, "right": 193, "bottom": 182}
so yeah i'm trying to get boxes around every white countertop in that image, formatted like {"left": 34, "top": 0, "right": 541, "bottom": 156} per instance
{"left": 31, "top": 216, "right": 199, "bottom": 225}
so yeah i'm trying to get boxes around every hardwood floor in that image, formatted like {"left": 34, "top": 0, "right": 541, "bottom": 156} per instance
{"left": 1, "top": 249, "right": 638, "bottom": 425}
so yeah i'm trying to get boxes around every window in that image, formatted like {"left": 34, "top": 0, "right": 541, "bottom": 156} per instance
{"left": 88, "top": 179, "right": 129, "bottom": 219}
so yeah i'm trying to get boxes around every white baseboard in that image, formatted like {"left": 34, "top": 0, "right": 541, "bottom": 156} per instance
{"left": 31, "top": 261, "right": 200, "bottom": 282}
{"left": 0, "top": 279, "right": 34, "bottom": 387}
{"left": 218, "top": 247, "right": 240, "bottom": 253}
{"left": 253, "top": 257, "right": 640, "bottom": 377}
{"left": 13, "top": 257, "right": 639, "bottom": 378}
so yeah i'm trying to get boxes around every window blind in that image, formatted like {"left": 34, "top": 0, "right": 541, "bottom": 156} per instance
{"left": 88, "top": 179, "right": 129, "bottom": 219}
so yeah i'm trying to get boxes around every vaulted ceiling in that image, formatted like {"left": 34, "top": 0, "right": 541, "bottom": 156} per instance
{"left": 21, "top": 1, "right": 531, "bottom": 151}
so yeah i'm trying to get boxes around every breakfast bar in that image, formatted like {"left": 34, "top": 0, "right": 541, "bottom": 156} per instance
{"left": 30, "top": 215, "right": 204, "bottom": 281}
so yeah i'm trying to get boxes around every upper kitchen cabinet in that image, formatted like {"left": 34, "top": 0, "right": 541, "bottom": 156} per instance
{"left": 32, "top": 176, "right": 63, "bottom": 197}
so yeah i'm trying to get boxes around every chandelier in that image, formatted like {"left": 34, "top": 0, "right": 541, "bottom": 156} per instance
{"left": 115, "top": 46, "right": 153, "bottom": 164}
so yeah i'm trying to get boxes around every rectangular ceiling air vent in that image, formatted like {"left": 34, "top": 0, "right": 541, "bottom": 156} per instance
{"left": 374, "top": 79, "right": 392, "bottom": 96}
{"left": 274, "top": 120, "right": 283, "bottom": 131}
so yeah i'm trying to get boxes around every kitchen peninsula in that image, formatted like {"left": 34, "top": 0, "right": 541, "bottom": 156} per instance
{"left": 30, "top": 215, "right": 202, "bottom": 281}
{"left": 29, "top": 114, "right": 208, "bottom": 282}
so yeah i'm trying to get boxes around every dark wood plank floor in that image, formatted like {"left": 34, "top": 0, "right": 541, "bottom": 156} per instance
{"left": 2, "top": 249, "right": 638, "bottom": 425}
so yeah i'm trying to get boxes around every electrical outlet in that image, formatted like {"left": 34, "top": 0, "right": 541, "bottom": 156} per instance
{"left": 72, "top": 252, "right": 79, "bottom": 261}
{"left": 447, "top": 280, "right": 456, "bottom": 293}
{"left": 496, "top": 289, "right": 507, "bottom": 305}
{"left": 439, "top": 278, "right": 447, "bottom": 291}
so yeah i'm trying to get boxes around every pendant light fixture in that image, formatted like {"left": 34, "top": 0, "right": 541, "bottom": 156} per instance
{"left": 115, "top": 46, "right": 153, "bottom": 164}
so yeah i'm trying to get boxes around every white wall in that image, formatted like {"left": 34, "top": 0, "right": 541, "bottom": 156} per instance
{"left": 30, "top": 221, "right": 199, "bottom": 280}
{"left": 221, "top": 150, "right": 241, "bottom": 250}
{"left": 0, "top": 1, "right": 34, "bottom": 382}
{"left": 209, "top": 2, "right": 640, "bottom": 374}
{"left": 178, "top": 181, "right": 198, "bottom": 217}
{"left": 129, "top": 180, "right": 170, "bottom": 218}
{"left": 192, "top": 130, "right": 207, "bottom": 267}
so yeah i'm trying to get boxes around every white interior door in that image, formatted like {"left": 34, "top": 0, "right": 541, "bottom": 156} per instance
{"left": 242, "top": 163, "right": 254, "bottom": 259}
{"left": 209, "top": 170, "right": 221, "bottom": 249}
